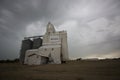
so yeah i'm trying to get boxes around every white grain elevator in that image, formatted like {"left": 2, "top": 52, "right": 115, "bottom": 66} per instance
{"left": 20, "top": 22, "right": 69, "bottom": 65}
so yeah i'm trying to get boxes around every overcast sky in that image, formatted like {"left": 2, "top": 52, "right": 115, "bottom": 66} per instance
{"left": 0, "top": 0, "right": 120, "bottom": 60}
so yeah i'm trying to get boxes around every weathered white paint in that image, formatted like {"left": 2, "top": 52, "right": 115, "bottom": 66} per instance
{"left": 24, "top": 49, "right": 41, "bottom": 65}
{"left": 24, "top": 22, "right": 68, "bottom": 65}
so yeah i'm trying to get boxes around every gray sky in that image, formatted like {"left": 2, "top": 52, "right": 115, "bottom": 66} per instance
{"left": 0, "top": 0, "right": 120, "bottom": 60}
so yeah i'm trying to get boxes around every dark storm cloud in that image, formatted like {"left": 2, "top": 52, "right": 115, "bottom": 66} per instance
{"left": 0, "top": 0, "right": 120, "bottom": 59}
{"left": 0, "top": 0, "right": 72, "bottom": 59}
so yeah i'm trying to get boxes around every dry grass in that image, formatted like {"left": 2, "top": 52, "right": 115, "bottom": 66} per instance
{"left": 0, "top": 60, "right": 120, "bottom": 80}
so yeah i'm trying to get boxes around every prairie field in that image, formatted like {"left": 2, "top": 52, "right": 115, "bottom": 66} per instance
{"left": 0, "top": 60, "right": 120, "bottom": 80}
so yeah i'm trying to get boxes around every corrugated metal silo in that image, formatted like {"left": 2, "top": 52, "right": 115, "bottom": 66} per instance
{"left": 32, "top": 38, "right": 42, "bottom": 49}
{"left": 20, "top": 39, "right": 33, "bottom": 64}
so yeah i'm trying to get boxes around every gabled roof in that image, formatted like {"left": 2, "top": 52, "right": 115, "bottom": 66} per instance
{"left": 46, "top": 22, "right": 56, "bottom": 33}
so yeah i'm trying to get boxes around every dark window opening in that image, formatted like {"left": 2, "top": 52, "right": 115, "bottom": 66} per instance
{"left": 52, "top": 48, "right": 54, "bottom": 51}
{"left": 45, "top": 48, "right": 47, "bottom": 51}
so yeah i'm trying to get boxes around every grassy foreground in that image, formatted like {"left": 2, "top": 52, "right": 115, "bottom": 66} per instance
{"left": 0, "top": 60, "right": 120, "bottom": 80}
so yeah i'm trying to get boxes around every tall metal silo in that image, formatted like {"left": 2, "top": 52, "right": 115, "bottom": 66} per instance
{"left": 20, "top": 39, "right": 33, "bottom": 64}
{"left": 32, "top": 38, "right": 42, "bottom": 49}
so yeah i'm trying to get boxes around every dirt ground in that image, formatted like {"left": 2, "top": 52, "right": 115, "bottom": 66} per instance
{"left": 0, "top": 60, "right": 120, "bottom": 80}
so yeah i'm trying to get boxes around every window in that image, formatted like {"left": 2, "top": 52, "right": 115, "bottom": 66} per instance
{"left": 45, "top": 48, "right": 47, "bottom": 51}
{"left": 52, "top": 48, "right": 54, "bottom": 51}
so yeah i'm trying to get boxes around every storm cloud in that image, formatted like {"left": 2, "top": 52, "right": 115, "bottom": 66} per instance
{"left": 0, "top": 0, "right": 120, "bottom": 60}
